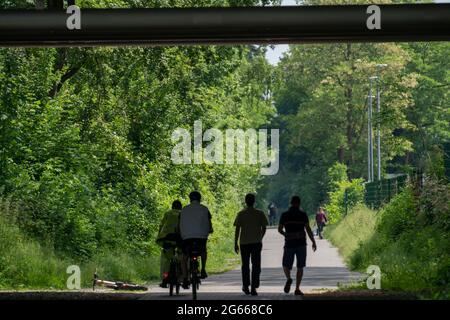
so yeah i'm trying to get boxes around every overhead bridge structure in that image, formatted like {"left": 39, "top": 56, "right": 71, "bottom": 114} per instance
{"left": 0, "top": 4, "right": 449, "bottom": 47}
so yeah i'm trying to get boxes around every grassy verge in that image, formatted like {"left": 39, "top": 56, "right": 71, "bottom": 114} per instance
{"left": 326, "top": 204, "right": 377, "bottom": 265}
{"left": 0, "top": 214, "right": 158, "bottom": 289}
{"left": 0, "top": 212, "right": 237, "bottom": 290}
{"left": 325, "top": 187, "right": 450, "bottom": 299}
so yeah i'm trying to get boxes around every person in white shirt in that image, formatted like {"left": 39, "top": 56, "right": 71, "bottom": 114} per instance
{"left": 179, "top": 191, "right": 213, "bottom": 288}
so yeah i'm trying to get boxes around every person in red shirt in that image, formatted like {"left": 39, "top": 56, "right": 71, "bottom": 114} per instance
{"left": 315, "top": 207, "right": 328, "bottom": 239}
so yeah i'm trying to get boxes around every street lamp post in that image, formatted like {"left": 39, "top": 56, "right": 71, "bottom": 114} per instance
{"left": 376, "top": 64, "right": 388, "bottom": 181}
{"left": 368, "top": 77, "right": 377, "bottom": 182}
{"left": 367, "top": 89, "right": 372, "bottom": 182}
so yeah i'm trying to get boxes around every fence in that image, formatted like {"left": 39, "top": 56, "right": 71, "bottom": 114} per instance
{"left": 364, "top": 175, "right": 408, "bottom": 209}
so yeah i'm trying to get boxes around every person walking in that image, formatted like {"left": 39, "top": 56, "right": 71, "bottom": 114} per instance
{"left": 268, "top": 202, "right": 278, "bottom": 226}
{"left": 315, "top": 207, "right": 328, "bottom": 239}
{"left": 278, "top": 196, "right": 317, "bottom": 296}
{"left": 234, "top": 194, "right": 269, "bottom": 296}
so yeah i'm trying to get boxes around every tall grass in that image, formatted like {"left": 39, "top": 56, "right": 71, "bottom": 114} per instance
{"left": 0, "top": 201, "right": 160, "bottom": 289}
{"left": 326, "top": 186, "right": 450, "bottom": 299}
{"left": 0, "top": 197, "right": 237, "bottom": 290}
{"left": 0, "top": 208, "right": 68, "bottom": 289}
{"left": 326, "top": 204, "right": 377, "bottom": 265}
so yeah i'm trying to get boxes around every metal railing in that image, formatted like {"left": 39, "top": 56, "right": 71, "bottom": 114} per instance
{"left": 364, "top": 175, "right": 408, "bottom": 209}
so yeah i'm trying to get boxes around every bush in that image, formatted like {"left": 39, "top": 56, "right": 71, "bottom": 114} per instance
{"left": 0, "top": 200, "right": 160, "bottom": 289}
{"left": 327, "top": 178, "right": 450, "bottom": 298}
{"left": 325, "top": 178, "right": 365, "bottom": 223}
{"left": 376, "top": 187, "right": 417, "bottom": 241}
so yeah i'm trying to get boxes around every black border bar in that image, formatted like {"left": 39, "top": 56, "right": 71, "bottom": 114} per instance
{"left": 0, "top": 4, "right": 449, "bottom": 47}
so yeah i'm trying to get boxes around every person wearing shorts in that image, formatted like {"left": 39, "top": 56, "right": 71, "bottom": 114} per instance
{"left": 278, "top": 196, "right": 317, "bottom": 295}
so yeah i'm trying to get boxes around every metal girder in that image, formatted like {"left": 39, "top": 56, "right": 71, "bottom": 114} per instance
{"left": 0, "top": 4, "right": 449, "bottom": 47}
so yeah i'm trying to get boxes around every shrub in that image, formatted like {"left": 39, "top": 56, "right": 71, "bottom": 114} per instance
{"left": 329, "top": 177, "right": 450, "bottom": 298}
{"left": 325, "top": 178, "right": 365, "bottom": 223}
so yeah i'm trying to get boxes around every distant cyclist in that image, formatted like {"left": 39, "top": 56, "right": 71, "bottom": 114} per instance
{"left": 156, "top": 200, "right": 183, "bottom": 288}
{"left": 179, "top": 191, "right": 213, "bottom": 289}
{"left": 315, "top": 207, "right": 328, "bottom": 239}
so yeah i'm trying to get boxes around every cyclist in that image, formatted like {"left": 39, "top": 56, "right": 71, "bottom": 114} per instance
{"left": 179, "top": 191, "right": 213, "bottom": 289}
{"left": 156, "top": 200, "right": 183, "bottom": 288}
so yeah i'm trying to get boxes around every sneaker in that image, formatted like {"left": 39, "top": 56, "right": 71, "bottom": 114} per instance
{"left": 200, "top": 270, "right": 208, "bottom": 279}
{"left": 251, "top": 288, "right": 258, "bottom": 296}
{"left": 294, "top": 289, "right": 304, "bottom": 296}
{"left": 242, "top": 286, "right": 250, "bottom": 295}
{"left": 284, "top": 278, "right": 293, "bottom": 293}
{"left": 159, "top": 282, "right": 168, "bottom": 288}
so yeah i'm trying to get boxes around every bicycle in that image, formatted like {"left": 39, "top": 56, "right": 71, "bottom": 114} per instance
{"left": 167, "top": 246, "right": 182, "bottom": 296}
{"left": 164, "top": 244, "right": 181, "bottom": 296}
{"left": 187, "top": 242, "right": 202, "bottom": 300}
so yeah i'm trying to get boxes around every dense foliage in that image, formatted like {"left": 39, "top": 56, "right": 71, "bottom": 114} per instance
{"left": 259, "top": 1, "right": 449, "bottom": 214}
{"left": 0, "top": 0, "right": 448, "bottom": 292}
{"left": 0, "top": 0, "right": 280, "bottom": 288}
{"left": 324, "top": 163, "right": 365, "bottom": 223}
{"left": 327, "top": 179, "right": 450, "bottom": 299}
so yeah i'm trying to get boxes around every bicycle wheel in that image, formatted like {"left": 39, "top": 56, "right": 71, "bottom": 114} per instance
{"left": 169, "top": 259, "right": 176, "bottom": 296}
{"left": 192, "top": 272, "right": 197, "bottom": 300}
{"left": 191, "top": 259, "right": 198, "bottom": 300}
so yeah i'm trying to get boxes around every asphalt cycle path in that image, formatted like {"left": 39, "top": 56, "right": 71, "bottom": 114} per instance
{"left": 142, "top": 228, "right": 362, "bottom": 300}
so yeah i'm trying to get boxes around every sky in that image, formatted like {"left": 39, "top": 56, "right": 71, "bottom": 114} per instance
{"left": 265, "top": 0, "right": 296, "bottom": 65}
{"left": 265, "top": 0, "right": 450, "bottom": 65}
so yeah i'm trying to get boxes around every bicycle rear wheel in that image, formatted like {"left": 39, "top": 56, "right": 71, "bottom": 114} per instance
{"left": 191, "top": 258, "right": 199, "bottom": 300}
{"left": 192, "top": 272, "right": 197, "bottom": 300}
{"left": 168, "top": 259, "right": 177, "bottom": 297}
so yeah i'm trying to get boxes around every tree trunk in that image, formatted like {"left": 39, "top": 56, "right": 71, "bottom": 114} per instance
{"left": 337, "top": 147, "right": 345, "bottom": 163}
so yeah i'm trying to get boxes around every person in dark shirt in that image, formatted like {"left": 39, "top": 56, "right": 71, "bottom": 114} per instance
{"left": 268, "top": 202, "right": 277, "bottom": 226}
{"left": 278, "top": 196, "right": 317, "bottom": 295}
{"left": 315, "top": 207, "right": 328, "bottom": 239}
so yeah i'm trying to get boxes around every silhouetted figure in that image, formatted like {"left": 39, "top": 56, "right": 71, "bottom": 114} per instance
{"left": 278, "top": 196, "right": 317, "bottom": 295}
{"left": 156, "top": 200, "right": 183, "bottom": 288}
{"left": 315, "top": 207, "right": 328, "bottom": 239}
{"left": 268, "top": 202, "right": 278, "bottom": 226}
{"left": 234, "top": 194, "right": 268, "bottom": 296}
{"left": 179, "top": 191, "right": 213, "bottom": 289}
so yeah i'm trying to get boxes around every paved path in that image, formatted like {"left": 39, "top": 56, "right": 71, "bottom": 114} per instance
{"left": 141, "top": 228, "right": 362, "bottom": 300}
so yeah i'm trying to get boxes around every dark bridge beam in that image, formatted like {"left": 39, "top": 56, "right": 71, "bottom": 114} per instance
{"left": 0, "top": 4, "right": 449, "bottom": 47}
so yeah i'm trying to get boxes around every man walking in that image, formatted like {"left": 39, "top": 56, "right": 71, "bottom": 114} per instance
{"left": 234, "top": 194, "right": 269, "bottom": 296}
{"left": 278, "top": 196, "right": 317, "bottom": 295}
